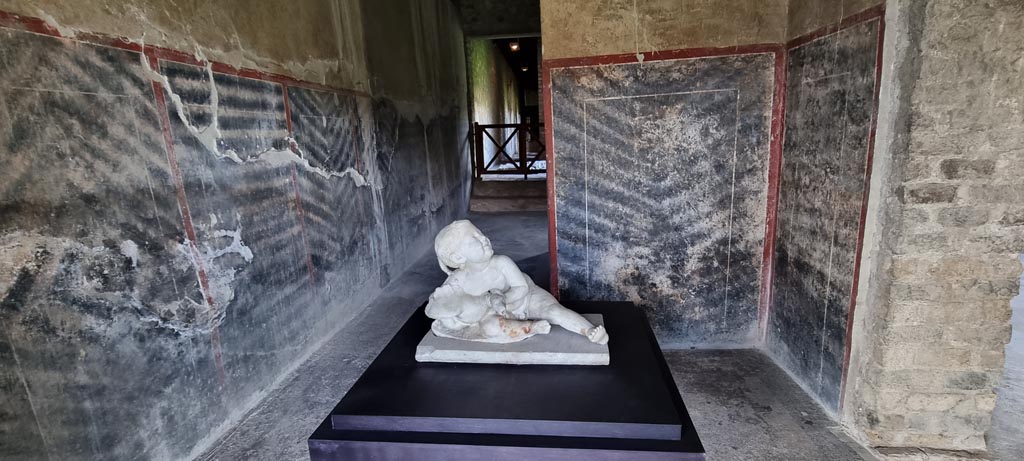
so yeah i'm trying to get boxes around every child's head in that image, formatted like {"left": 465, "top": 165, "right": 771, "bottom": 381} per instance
{"left": 425, "top": 284, "right": 465, "bottom": 319}
{"left": 434, "top": 220, "right": 493, "bottom": 274}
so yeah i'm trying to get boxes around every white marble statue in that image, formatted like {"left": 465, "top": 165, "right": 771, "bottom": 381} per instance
{"left": 425, "top": 220, "right": 609, "bottom": 345}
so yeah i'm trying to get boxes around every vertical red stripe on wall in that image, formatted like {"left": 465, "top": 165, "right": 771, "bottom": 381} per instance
{"left": 146, "top": 50, "right": 227, "bottom": 385}
{"left": 759, "top": 49, "right": 788, "bottom": 342}
{"left": 840, "top": 10, "right": 886, "bottom": 411}
{"left": 542, "top": 64, "right": 560, "bottom": 297}
{"left": 281, "top": 84, "right": 318, "bottom": 290}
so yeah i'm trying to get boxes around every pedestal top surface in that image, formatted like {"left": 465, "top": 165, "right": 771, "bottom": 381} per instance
{"left": 330, "top": 302, "right": 695, "bottom": 437}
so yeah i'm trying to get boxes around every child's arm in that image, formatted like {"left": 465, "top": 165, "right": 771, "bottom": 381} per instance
{"left": 492, "top": 255, "right": 531, "bottom": 318}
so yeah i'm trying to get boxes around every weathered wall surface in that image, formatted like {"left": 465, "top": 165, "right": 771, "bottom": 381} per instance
{"left": 787, "top": 0, "right": 883, "bottom": 40}
{"left": 453, "top": 0, "right": 540, "bottom": 38}
{"left": 540, "top": 0, "right": 786, "bottom": 59}
{"left": 550, "top": 54, "right": 774, "bottom": 347}
{"left": 467, "top": 38, "right": 521, "bottom": 171}
{"left": 361, "top": 0, "right": 470, "bottom": 280}
{"left": 843, "top": 0, "right": 1023, "bottom": 453}
{"left": 769, "top": 17, "right": 881, "bottom": 412}
{"left": 0, "top": 0, "right": 469, "bottom": 459}
{"left": 0, "top": 0, "right": 369, "bottom": 91}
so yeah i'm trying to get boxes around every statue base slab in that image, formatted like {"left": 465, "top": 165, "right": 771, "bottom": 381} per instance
{"left": 415, "top": 314, "right": 609, "bottom": 365}
{"left": 308, "top": 301, "right": 705, "bottom": 460}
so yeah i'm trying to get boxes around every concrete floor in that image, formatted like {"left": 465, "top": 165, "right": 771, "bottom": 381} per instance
{"left": 199, "top": 211, "right": 870, "bottom": 460}
{"left": 989, "top": 262, "right": 1024, "bottom": 460}
{"left": 667, "top": 350, "right": 870, "bottom": 461}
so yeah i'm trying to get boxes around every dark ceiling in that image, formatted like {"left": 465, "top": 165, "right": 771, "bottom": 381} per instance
{"left": 493, "top": 37, "right": 540, "bottom": 94}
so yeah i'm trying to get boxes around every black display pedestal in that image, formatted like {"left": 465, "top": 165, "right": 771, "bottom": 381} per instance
{"left": 308, "top": 301, "right": 705, "bottom": 460}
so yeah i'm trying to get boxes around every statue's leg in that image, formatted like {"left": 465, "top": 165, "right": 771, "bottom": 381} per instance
{"left": 528, "top": 289, "right": 609, "bottom": 344}
{"left": 480, "top": 314, "right": 551, "bottom": 342}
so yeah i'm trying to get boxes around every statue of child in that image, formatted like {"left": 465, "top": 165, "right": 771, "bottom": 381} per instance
{"left": 426, "top": 220, "right": 609, "bottom": 345}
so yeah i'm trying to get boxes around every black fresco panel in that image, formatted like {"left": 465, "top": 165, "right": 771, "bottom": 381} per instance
{"left": 550, "top": 54, "right": 775, "bottom": 347}
{"left": 0, "top": 30, "right": 215, "bottom": 459}
{"left": 287, "top": 86, "right": 382, "bottom": 300}
{"left": 159, "top": 60, "right": 323, "bottom": 440}
{"left": 0, "top": 18, "right": 471, "bottom": 461}
{"left": 769, "top": 19, "right": 880, "bottom": 411}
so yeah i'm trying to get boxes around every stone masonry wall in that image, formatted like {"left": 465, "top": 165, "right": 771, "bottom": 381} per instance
{"left": 845, "top": 0, "right": 1024, "bottom": 453}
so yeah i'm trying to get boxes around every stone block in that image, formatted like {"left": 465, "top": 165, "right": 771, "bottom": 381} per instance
{"left": 889, "top": 280, "right": 997, "bottom": 303}
{"left": 876, "top": 390, "right": 910, "bottom": 412}
{"left": 908, "top": 126, "right": 965, "bottom": 157}
{"left": 894, "top": 232, "right": 949, "bottom": 254}
{"left": 889, "top": 255, "right": 1021, "bottom": 282}
{"left": 904, "top": 158, "right": 937, "bottom": 181}
{"left": 945, "top": 371, "right": 993, "bottom": 391}
{"left": 965, "top": 231, "right": 1024, "bottom": 253}
{"left": 880, "top": 347, "right": 917, "bottom": 368}
{"left": 994, "top": 155, "right": 1024, "bottom": 181}
{"left": 900, "top": 183, "right": 959, "bottom": 204}
{"left": 900, "top": 208, "right": 934, "bottom": 228}
{"left": 887, "top": 301, "right": 932, "bottom": 325}
{"left": 945, "top": 300, "right": 1014, "bottom": 325}
{"left": 936, "top": 207, "right": 989, "bottom": 227}
{"left": 998, "top": 208, "right": 1024, "bottom": 226}
{"left": 972, "top": 350, "right": 1006, "bottom": 369}
{"left": 939, "top": 159, "right": 995, "bottom": 179}
{"left": 906, "top": 412, "right": 944, "bottom": 432}
{"left": 973, "top": 393, "right": 997, "bottom": 412}
{"left": 946, "top": 324, "right": 1013, "bottom": 350}
{"left": 912, "top": 347, "right": 971, "bottom": 368}
{"left": 968, "top": 184, "right": 1024, "bottom": 203}
{"left": 879, "top": 322, "right": 944, "bottom": 346}
{"left": 905, "top": 393, "right": 964, "bottom": 412}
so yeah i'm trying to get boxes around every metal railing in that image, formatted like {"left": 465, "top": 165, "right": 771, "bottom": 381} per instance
{"left": 473, "top": 122, "right": 546, "bottom": 179}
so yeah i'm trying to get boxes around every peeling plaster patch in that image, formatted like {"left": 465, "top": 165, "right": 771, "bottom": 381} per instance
{"left": 140, "top": 52, "right": 243, "bottom": 163}
{"left": 256, "top": 141, "right": 369, "bottom": 186}
{"left": 119, "top": 240, "right": 140, "bottom": 269}
{"left": 1, "top": 229, "right": 252, "bottom": 337}
{"left": 176, "top": 218, "right": 254, "bottom": 324}
{"left": 37, "top": 11, "right": 78, "bottom": 38}
{"left": 0, "top": 235, "right": 51, "bottom": 304}
{"left": 3, "top": 235, "right": 204, "bottom": 337}
{"left": 140, "top": 53, "right": 370, "bottom": 187}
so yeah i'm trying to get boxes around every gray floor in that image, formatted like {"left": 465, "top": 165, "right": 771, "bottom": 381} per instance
{"left": 667, "top": 350, "right": 869, "bottom": 461}
{"left": 989, "top": 259, "right": 1024, "bottom": 460}
{"left": 199, "top": 211, "right": 869, "bottom": 460}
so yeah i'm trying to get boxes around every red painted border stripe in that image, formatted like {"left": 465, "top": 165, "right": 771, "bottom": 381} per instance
{"left": 289, "top": 165, "right": 318, "bottom": 289}
{"left": 543, "top": 43, "right": 782, "bottom": 69}
{"left": 839, "top": 10, "right": 886, "bottom": 411}
{"left": 542, "top": 63, "right": 559, "bottom": 297}
{"left": 281, "top": 85, "right": 318, "bottom": 289}
{"left": 147, "top": 50, "right": 226, "bottom": 384}
{"left": 0, "top": 10, "right": 61, "bottom": 36}
{"left": 787, "top": 4, "right": 886, "bottom": 50}
{"left": 759, "top": 49, "right": 788, "bottom": 342}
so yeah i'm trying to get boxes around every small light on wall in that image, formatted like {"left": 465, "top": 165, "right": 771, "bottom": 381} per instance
{"left": 521, "top": 66, "right": 529, "bottom": 72}
{"left": 509, "top": 42, "right": 520, "bottom": 51}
